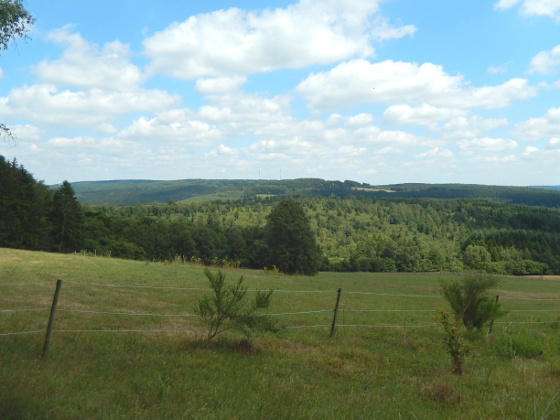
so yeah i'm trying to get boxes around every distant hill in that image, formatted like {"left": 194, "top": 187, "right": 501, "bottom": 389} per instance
{"left": 69, "top": 178, "right": 346, "bottom": 205}
{"left": 67, "top": 178, "right": 560, "bottom": 208}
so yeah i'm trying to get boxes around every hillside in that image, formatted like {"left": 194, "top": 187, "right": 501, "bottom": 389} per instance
{"left": 69, "top": 178, "right": 560, "bottom": 208}
{"left": 2, "top": 248, "right": 560, "bottom": 419}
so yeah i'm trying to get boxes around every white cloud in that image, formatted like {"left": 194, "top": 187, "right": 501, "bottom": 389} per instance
{"left": 523, "top": 145, "right": 539, "bottom": 155}
{"left": 10, "top": 124, "right": 44, "bottom": 141}
{"left": 513, "top": 107, "right": 560, "bottom": 140}
{"left": 548, "top": 137, "right": 560, "bottom": 147}
{"left": 528, "top": 45, "right": 560, "bottom": 74}
{"left": 345, "top": 113, "right": 374, "bottom": 127}
{"left": 353, "top": 125, "right": 433, "bottom": 147}
{"left": 1, "top": 84, "right": 180, "bottom": 126}
{"left": 415, "top": 147, "right": 454, "bottom": 159}
{"left": 195, "top": 76, "right": 247, "bottom": 95}
{"left": 494, "top": 0, "right": 560, "bottom": 21}
{"left": 33, "top": 27, "right": 143, "bottom": 91}
{"left": 383, "top": 104, "right": 467, "bottom": 126}
{"left": 487, "top": 64, "right": 509, "bottom": 74}
{"left": 119, "top": 115, "right": 222, "bottom": 146}
{"left": 143, "top": 0, "right": 415, "bottom": 79}
{"left": 48, "top": 136, "right": 97, "bottom": 147}
{"left": 436, "top": 116, "right": 508, "bottom": 139}
{"left": 493, "top": 0, "right": 522, "bottom": 10}
{"left": 470, "top": 154, "right": 518, "bottom": 163}
{"left": 458, "top": 137, "right": 518, "bottom": 152}
{"left": 295, "top": 59, "right": 536, "bottom": 111}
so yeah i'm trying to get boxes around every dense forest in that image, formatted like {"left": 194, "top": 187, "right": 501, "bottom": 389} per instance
{"left": 3, "top": 154, "right": 560, "bottom": 275}
{"left": 70, "top": 178, "right": 560, "bottom": 207}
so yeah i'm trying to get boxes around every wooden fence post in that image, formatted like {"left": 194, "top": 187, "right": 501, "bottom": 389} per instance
{"left": 487, "top": 295, "right": 500, "bottom": 336}
{"left": 330, "top": 288, "right": 342, "bottom": 337}
{"left": 42, "top": 279, "right": 62, "bottom": 358}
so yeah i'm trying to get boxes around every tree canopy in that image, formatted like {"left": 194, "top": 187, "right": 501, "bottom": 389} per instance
{"left": 265, "top": 198, "right": 321, "bottom": 275}
{"left": 0, "top": 0, "right": 33, "bottom": 49}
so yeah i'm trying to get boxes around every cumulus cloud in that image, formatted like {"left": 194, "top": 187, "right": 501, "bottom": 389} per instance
{"left": 143, "top": 0, "right": 415, "bottom": 79}
{"left": 1, "top": 84, "right": 180, "bottom": 126}
{"left": 195, "top": 76, "right": 247, "bottom": 95}
{"left": 494, "top": 0, "right": 560, "bottom": 22}
{"left": 548, "top": 137, "right": 560, "bottom": 147}
{"left": 383, "top": 104, "right": 467, "bottom": 126}
{"left": 119, "top": 115, "right": 222, "bottom": 146}
{"left": 33, "top": 27, "right": 143, "bottom": 91}
{"left": 345, "top": 113, "right": 374, "bottom": 127}
{"left": 458, "top": 137, "right": 518, "bottom": 152}
{"left": 415, "top": 147, "right": 454, "bottom": 159}
{"left": 528, "top": 45, "right": 560, "bottom": 74}
{"left": 9, "top": 124, "right": 44, "bottom": 141}
{"left": 512, "top": 107, "right": 560, "bottom": 140}
{"left": 295, "top": 59, "right": 536, "bottom": 111}
{"left": 436, "top": 116, "right": 509, "bottom": 139}
{"left": 47, "top": 136, "right": 97, "bottom": 147}
{"left": 353, "top": 125, "right": 433, "bottom": 147}
{"left": 494, "top": 0, "right": 560, "bottom": 21}
{"left": 523, "top": 145, "right": 539, "bottom": 155}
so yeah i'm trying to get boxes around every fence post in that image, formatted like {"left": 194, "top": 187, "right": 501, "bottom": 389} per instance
{"left": 330, "top": 288, "right": 342, "bottom": 338}
{"left": 487, "top": 295, "right": 500, "bottom": 336}
{"left": 42, "top": 279, "right": 62, "bottom": 358}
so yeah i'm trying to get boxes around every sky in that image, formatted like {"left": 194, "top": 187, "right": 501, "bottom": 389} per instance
{"left": 0, "top": 0, "right": 559, "bottom": 186}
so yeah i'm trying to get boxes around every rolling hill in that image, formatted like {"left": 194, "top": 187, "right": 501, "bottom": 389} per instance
{"left": 68, "top": 178, "right": 560, "bottom": 208}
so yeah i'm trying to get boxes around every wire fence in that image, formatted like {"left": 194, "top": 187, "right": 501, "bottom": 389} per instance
{"left": 1, "top": 279, "right": 559, "bottom": 344}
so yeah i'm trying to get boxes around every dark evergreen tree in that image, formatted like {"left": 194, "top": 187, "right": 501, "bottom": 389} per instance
{"left": 49, "top": 181, "right": 84, "bottom": 252}
{"left": 0, "top": 156, "right": 51, "bottom": 249}
{"left": 265, "top": 198, "right": 321, "bottom": 275}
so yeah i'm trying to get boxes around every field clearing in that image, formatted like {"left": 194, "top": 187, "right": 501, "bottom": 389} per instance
{"left": 1, "top": 248, "right": 560, "bottom": 419}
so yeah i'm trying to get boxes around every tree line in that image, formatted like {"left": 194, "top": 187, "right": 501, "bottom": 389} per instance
{"left": 0, "top": 157, "right": 83, "bottom": 253}
{"left": 3, "top": 155, "right": 560, "bottom": 275}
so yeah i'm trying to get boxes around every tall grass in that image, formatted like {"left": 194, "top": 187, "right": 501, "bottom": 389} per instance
{"left": 1, "top": 248, "right": 560, "bottom": 419}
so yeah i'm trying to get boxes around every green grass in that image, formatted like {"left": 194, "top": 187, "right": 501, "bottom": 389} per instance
{"left": 1, "top": 248, "right": 560, "bottom": 419}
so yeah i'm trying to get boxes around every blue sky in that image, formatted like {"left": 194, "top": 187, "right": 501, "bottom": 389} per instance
{"left": 1, "top": 0, "right": 559, "bottom": 186}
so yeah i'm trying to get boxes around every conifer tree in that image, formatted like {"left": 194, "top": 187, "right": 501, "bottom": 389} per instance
{"left": 265, "top": 198, "right": 321, "bottom": 275}
{"left": 49, "top": 181, "right": 84, "bottom": 252}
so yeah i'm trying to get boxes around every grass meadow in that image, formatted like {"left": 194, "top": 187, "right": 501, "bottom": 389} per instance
{"left": 1, "top": 248, "right": 560, "bottom": 419}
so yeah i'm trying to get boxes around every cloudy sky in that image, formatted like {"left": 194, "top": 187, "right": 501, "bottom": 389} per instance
{"left": 1, "top": 0, "right": 559, "bottom": 186}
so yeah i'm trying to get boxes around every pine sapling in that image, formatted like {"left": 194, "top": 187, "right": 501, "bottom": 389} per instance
{"left": 195, "top": 269, "right": 278, "bottom": 342}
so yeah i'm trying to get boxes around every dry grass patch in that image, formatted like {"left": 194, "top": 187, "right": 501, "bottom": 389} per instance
{"left": 421, "top": 382, "right": 462, "bottom": 405}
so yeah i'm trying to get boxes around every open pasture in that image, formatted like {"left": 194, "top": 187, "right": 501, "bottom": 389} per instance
{"left": 1, "top": 248, "right": 559, "bottom": 419}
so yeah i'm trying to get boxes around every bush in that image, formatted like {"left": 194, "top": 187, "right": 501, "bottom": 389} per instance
{"left": 438, "top": 308, "right": 474, "bottom": 375}
{"left": 497, "top": 335, "right": 543, "bottom": 359}
{"left": 440, "top": 273, "right": 507, "bottom": 332}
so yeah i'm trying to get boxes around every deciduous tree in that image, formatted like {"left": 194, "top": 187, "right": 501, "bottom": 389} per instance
{"left": 0, "top": 0, "right": 34, "bottom": 140}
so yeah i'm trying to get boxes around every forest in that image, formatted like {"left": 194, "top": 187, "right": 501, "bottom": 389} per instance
{"left": 3, "top": 154, "right": 560, "bottom": 275}
{"left": 70, "top": 177, "right": 560, "bottom": 207}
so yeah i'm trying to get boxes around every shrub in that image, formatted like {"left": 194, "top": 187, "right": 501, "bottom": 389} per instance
{"left": 438, "top": 308, "right": 474, "bottom": 375}
{"left": 440, "top": 273, "right": 507, "bottom": 332}
{"left": 497, "top": 335, "right": 543, "bottom": 359}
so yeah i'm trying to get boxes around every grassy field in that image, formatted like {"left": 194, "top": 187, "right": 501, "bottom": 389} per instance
{"left": 1, "top": 248, "right": 560, "bottom": 419}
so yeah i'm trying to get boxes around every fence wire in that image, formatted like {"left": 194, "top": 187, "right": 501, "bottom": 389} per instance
{"left": 1, "top": 279, "right": 559, "bottom": 337}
